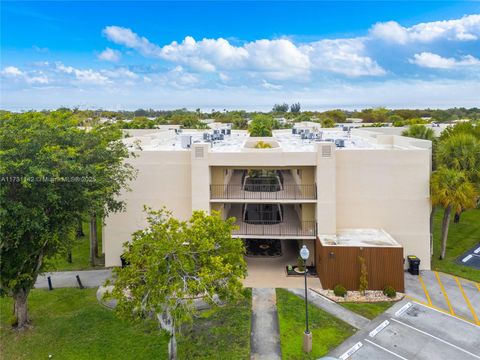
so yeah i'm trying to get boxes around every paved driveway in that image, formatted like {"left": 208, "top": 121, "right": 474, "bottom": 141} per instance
{"left": 330, "top": 300, "right": 480, "bottom": 360}
{"left": 405, "top": 270, "right": 480, "bottom": 325}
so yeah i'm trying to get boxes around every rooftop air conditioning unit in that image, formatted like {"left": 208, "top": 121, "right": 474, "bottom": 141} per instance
{"left": 181, "top": 135, "right": 192, "bottom": 149}
{"left": 335, "top": 139, "right": 345, "bottom": 148}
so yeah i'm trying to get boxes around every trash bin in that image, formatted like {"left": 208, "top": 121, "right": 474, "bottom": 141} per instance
{"left": 407, "top": 255, "right": 420, "bottom": 275}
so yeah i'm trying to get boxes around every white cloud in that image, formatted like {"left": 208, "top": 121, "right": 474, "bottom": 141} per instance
{"left": 410, "top": 52, "right": 480, "bottom": 69}
{"left": 371, "top": 14, "right": 480, "bottom": 44}
{"left": 1, "top": 66, "right": 49, "bottom": 85}
{"left": 261, "top": 80, "right": 282, "bottom": 90}
{"left": 1, "top": 66, "right": 24, "bottom": 76}
{"left": 103, "top": 26, "right": 160, "bottom": 56}
{"left": 302, "top": 38, "right": 385, "bottom": 76}
{"left": 98, "top": 48, "right": 121, "bottom": 62}
{"left": 103, "top": 26, "right": 385, "bottom": 79}
{"left": 56, "top": 62, "right": 109, "bottom": 85}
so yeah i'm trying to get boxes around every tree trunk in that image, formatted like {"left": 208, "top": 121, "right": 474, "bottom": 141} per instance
{"left": 429, "top": 206, "right": 436, "bottom": 257}
{"left": 76, "top": 218, "right": 84, "bottom": 237}
{"left": 168, "top": 333, "right": 177, "bottom": 360}
{"left": 453, "top": 212, "right": 461, "bottom": 224}
{"left": 89, "top": 215, "right": 97, "bottom": 266}
{"left": 13, "top": 288, "right": 30, "bottom": 329}
{"left": 440, "top": 206, "right": 452, "bottom": 260}
{"left": 67, "top": 249, "right": 72, "bottom": 263}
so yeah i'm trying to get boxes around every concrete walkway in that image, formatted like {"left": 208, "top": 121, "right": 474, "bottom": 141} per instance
{"left": 250, "top": 288, "right": 282, "bottom": 360}
{"left": 288, "top": 288, "right": 370, "bottom": 329}
{"left": 35, "top": 269, "right": 112, "bottom": 289}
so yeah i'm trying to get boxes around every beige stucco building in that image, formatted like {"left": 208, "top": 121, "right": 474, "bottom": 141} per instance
{"left": 104, "top": 123, "right": 432, "bottom": 288}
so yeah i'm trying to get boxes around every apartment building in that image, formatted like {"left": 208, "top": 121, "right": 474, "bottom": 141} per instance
{"left": 104, "top": 123, "right": 432, "bottom": 290}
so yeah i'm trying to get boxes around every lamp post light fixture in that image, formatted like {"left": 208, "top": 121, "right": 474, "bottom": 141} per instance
{"left": 300, "top": 244, "right": 312, "bottom": 353}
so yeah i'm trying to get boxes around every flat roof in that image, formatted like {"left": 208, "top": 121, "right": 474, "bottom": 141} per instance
{"left": 125, "top": 121, "right": 431, "bottom": 153}
{"left": 129, "top": 128, "right": 402, "bottom": 152}
{"left": 319, "top": 229, "right": 401, "bottom": 248}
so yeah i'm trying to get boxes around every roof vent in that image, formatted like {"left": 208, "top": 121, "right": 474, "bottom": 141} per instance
{"left": 322, "top": 145, "right": 332, "bottom": 158}
{"left": 195, "top": 146, "right": 204, "bottom": 159}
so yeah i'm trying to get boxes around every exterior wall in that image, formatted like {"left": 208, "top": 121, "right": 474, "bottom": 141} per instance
{"left": 104, "top": 132, "right": 431, "bottom": 272}
{"left": 315, "top": 238, "right": 405, "bottom": 292}
{"left": 104, "top": 151, "right": 192, "bottom": 266}
{"left": 335, "top": 148, "right": 431, "bottom": 269}
{"left": 316, "top": 143, "right": 336, "bottom": 234}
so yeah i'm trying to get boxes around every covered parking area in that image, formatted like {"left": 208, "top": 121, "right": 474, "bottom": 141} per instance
{"left": 242, "top": 239, "right": 321, "bottom": 289}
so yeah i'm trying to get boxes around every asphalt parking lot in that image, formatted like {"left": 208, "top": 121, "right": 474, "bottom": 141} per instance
{"left": 330, "top": 300, "right": 480, "bottom": 360}
{"left": 405, "top": 270, "right": 479, "bottom": 325}
{"left": 457, "top": 243, "right": 480, "bottom": 270}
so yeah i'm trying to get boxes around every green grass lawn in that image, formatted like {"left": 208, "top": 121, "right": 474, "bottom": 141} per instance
{"left": 177, "top": 288, "right": 252, "bottom": 360}
{"left": 432, "top": 208, "right": 480, "bottom": 282}
{"left": 0, "top": 288, "right": 252, "bottom": 360}
{"left": 0, "top": 288, "right": 168, "bottom": 360}
{"left": 276, "top": 289, "right": 355, "bottom": 360}
{"left": 46, "top": 220, "right": 104, "bottom": 271}
{"left": 339, "top": 302, "right": 394, "bottom": 320}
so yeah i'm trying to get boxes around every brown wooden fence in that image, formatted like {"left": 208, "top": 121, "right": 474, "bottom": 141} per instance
{"left": 315, "top": 238, "right": 405, "bottom": 292}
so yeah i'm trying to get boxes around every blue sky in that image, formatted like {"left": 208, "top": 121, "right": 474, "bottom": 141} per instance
{"left": 1, "top": 1, "right": 480, "bottom": 110}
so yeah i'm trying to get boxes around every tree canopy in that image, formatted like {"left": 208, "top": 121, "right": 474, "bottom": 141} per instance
{"left": 0, "top": 111, "right": 135, "bottom": 328}
{"left": 107, "top": 208, "right": 246, "bottom": 360}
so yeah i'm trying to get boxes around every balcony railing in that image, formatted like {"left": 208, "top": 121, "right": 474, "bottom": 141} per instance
{"left": 210, "top": 184, "right": 317, "bottom": 200}
{"left": 232, "top": 220, "right": 317, "bottom": 237}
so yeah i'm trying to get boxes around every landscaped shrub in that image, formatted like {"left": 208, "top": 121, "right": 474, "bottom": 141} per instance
{"left": 254, "top": 141, "right": 272, "bottom": 149}
{"left": 334, "top": 284, "right": 347, "bottom": 298}
{"left": 383, "top": 285, "right": 396, "bottom": 298}
{"left": 358, "top": 255, "right": 368, "bottom": 295}
{"left": 296, "top": 256, "right": 305, "bottom": 272}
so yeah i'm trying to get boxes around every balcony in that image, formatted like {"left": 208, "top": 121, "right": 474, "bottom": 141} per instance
{"left": 228, "top": 204, "right": 317, "bottom": 238}
{"left": 210, "top": 170, "right": 316, "bottom": 201}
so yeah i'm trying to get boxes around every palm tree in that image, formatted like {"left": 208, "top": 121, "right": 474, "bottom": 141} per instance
{"left": 401, "top": 124, "right": 435, "bottom": 140}
{"left": 436, "top": 133, "right": 480, "bottom": 184}
{"left": 430, "top": 167, "right": 477, "bottom": 260}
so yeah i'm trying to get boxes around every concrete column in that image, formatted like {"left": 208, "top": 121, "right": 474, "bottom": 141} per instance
{"left": 315, "top": 142, "right": 336, "bottom": 234}
{"left": 191, "top": 143, "right": 211, "bottom": 212}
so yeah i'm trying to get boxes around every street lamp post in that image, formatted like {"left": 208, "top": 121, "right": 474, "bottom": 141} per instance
{"left": 300, "top": 245, "right": 312, "bottom": 353}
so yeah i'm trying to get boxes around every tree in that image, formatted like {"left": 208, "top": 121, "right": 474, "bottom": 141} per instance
{"left": 322, "top": 109, "right": 346, "bottom": 123}
{"left": 320, "top": 118, "right": 336, "bottom": 128}
{"left": 248, "top": 114, "right": 278, "bottom": 137}
{"left": 290, "top": 102, "right": 301, "bottom": 113}
{"left": 430, "top": 168, "right": 477, "bottom": 259}
{"left": 272, "top": 103, "right": 289, "bottom": 113}
{"left": 0, "top": 111, "right": 134, "bottom": 329}
{"left": 401, "top": 124, "right": 435, "bottom": 141}
{"left": 436, "top": 133, "right": 480, "bottom": 185}
{"left": 107, "top": 208, "right": 247, "bottom": 360}
{"left": 389, "top": 114, "right": 405, "bottom": 127}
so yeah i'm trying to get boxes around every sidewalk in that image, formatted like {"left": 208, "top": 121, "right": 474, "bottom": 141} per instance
{"left": 250, "top": 288, "right": 282, "bottom": 360}
{"left": 35, "top": 269, "right": 113, "bottom": 289}
{"left": 288, "top": 288, "right": 371, "bottom": 329}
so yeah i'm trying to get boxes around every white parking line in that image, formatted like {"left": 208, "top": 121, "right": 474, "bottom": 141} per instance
{"left": 339, "top": 341, "right": 363, "bottom": 360}
{"left": 369, "top": 320, "right": 389, "bottom": 338}
{"left": 395, "top": 302, "right": 413, "bottom": 317}
{"left": 364, "top": 339, "right": 408, "bottom": 360}
{"left": 391, "top": 318, "right": 480, "bottom": 359}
